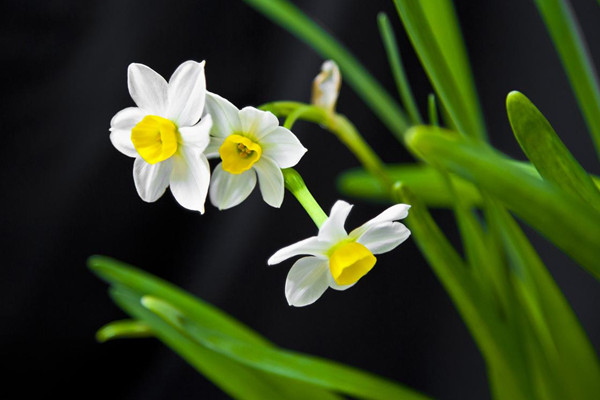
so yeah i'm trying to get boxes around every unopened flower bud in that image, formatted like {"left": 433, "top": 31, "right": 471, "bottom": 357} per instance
{"left": 311, "top": 60, "right": 341, "bottom": 113}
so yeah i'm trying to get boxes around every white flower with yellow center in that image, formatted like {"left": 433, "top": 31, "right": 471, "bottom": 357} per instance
{"left": 268, "top": 201, "right": 411, "bottom": 307}
{"left": 109, "top": 61, "right": 212, "bottom": 213}
{"left": 203, "top": 93, "right": 307, "bottom": 209}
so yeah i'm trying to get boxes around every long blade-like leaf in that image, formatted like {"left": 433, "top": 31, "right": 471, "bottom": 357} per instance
{"left": 242, "top": 0, "right": 409, "bottom": 137}
{"left": 110, "top": 287, "right": 341, "bottom": 400}
{"left": 377, "top": 12, "right": 422, "bottom": 124}
{"left": 89, "top": 256, "right": 270, "bottom": 346}
{"left": 393, "top": 0, "right": 486, "bottom": 140}
{"left": 506, "top": 91, "right": 600, "bottom": 209}
{"left": 394, "top": 185, "right": 532, "bottom": 399}
{"left": 337, "top": 164, "right": 483, "bottom": 206}
{"left": 487, "top": 201, "right": 600, "bottom": 399}
{"left": 141, "top": 296, "right": 430, "bottom": 400}
{"left": 404, "top": 126, "right": 600, "bottom": 278}
{"left": 533, "top": 0, "right": 600, "bottom": 158}
{"left": 92, "top": 258, "right": 423, "bottom": 399}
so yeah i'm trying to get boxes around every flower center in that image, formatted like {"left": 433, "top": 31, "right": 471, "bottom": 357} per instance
{"left": 219, "top": 134, "right": 262, "bottom": 174}
{"left": 329, "top": 241, "right": 377, "bottom": 286}
{"left": 131, "top": 115, "right": 178, "bottom": 164}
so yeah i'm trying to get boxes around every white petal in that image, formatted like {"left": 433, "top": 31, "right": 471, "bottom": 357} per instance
{"left": 209, "top": 163, "right": 257, "bottom": 210}
{"left": 167, "top": 60, "right": 206, "bottom": 126}
{"left": 253, "top": 156, "right": 284, "bottom": 208}
{"left": 268, "top": 237, "right": 330, "bottom": 265}
{"left": 110, "top": 107, "right": 147, "bottom": 130}
{"left": 349, "top": 204, "right": 411, "bottom": 238}
{"left": 356, "top": 222, "right": 411, "bottom": 254}
{"left": 169, "top": 147, "right": 210, "bottom": 213}
{"left": 205, "top": 92, "right": 240, "bottom": 138}
{"left": 318, "top": 200, "right": 353, "bottom": 242}
{"left": 178, "top": 115, "right": 211, "bottom": 152}
{"left": 285, "top": 257, "right": 330, "bottom": 307}
{"left": 238, "top": 107, "right": 279, "bottom": 140}
{"left": 133, "top": 157, "right": 173, "bottom": 202}
{"left": 261, "top": 127, "right": 307, "bottom": 168}
{"left": 205, "top": 136, "right": 225, "bottom": 159}
{"left": 110, "top": 129, "right": 137, "bottom": 158}
{"left": 127, "top": 63, "right": 168, "bottom": 114}
{"left": 328, "top": 273, "right": 356, "bottom": 291}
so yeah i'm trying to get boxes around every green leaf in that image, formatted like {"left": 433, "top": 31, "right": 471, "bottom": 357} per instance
{"left": 88, "top": 256, "right": 270, "bottom": 347}
{"left": 393, "top": 185, "right": 532, "bottom": 399}
{"left": 242, "top": 0, "right": 409, "bottom": 138}
{"left": 393, "top": 0, "right": 486, "bottom": 141}
{"left": 337, "top": 164, "right": 482, "bottom": 207}
{"left": 96, "top": 319, "right": 153, "bottom": 342}
{"left": 92, "top": 257, "right": 422, "bottom": 399}
{"left": 404, "top": 126, "right": 600, "bottom": 278}
{"left": 141, "top": 296, "right": 429, "bottom": 400}
{"left": 533, "top": 0, "right": 600, "bottom": 158}
{"left": 487, "top": 201, "right": 600, "bottom": 399}
{"left": 427, "top": 94, "right": 438, "bottom": 126}
{"left": 506, "top": 91, "right": 600, "bottom": 210}
{"left": 377, "top": 13, "right": 422, "bottom": 125}
{"left": 446, "top": 183, "right": 511, "bottom": 320}
{"left": 109, "top": 287, "right": 341, "bottom": 400}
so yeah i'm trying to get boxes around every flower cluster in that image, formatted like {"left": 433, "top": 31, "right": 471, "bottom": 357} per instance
{"left": 110, "top": 60, "right": 306, "bottom": 213}
{"left": 109, "top": 60, "right": 410, "bottom": 306}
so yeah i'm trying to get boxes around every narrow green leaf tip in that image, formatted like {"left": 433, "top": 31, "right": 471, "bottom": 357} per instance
{"left": 506, "top": 90, "right": 600, "bottom": 209}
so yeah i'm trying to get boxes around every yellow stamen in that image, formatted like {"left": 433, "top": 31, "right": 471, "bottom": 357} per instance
{"left": 219, "top": 134, "right": 262, "bottom": 174}
{"left": 131, "top": 115, "right": 178, "bottom": 164}
{"left": 329, "top": 241, "right": 376, "bottom": 286}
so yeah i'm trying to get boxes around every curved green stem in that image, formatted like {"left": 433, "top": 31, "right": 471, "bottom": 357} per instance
{"left": 282, "top": 168, "right": 328, "bottom": 228}
{"left": 265, "top": 102, "right": 392, "bottom": 188}
{"left": 284, "top": 105, "right": 316, "bottom": 130}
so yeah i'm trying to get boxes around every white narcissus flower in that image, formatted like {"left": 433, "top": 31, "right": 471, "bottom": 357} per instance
{"left": 109, "top": 61, "right": 212, "bottom": 213}
{"left": 268, "top": 201, "right": 411, "bottom": 307}
{"left": 203, "top": 92, "right": 307, "bottom": 210}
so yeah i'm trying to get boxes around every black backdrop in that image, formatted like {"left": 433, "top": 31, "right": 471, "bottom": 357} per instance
{"left": 2, "top": 0, "right": 600, "bottom": 399}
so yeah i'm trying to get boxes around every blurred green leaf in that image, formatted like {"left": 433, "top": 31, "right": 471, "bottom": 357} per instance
{"left": 404, "top": 126, "right": 600, "bottom": 278}
{"left": 242, "top": 0, "right": 409, "bottom": 138}
{"left": 142, "top": 296, "right": 429, "bottom": 400}
{"left": 109, "top": 287, "right": 341, "bottom": 400}
{"left": 96, "top": 319, "right": 153, "bottom": 342}
{"left": 337, "top": 162, "right": 600, "bottom": 206}
{"left": 377, "top": 12, "right": 422, "bottom": 124}
{"left": 443, "top": 177, "right": 511, "bottom": 319}
{"left": 89, "top": 256, "right": 270, "bottom": 347}
{"left": 428, "top": 93, "right": 438, "bottom": 126}
{"left": 337, "top": 164, "right": 482, "bottom": 206}
{"left": 394, "top": 185, "right": 532, "bottom": 399}
{"left": 92, "top": 257, "right": 424, "bottom": 400}
{"left": 393, "top": 0, "right": 486, "bottom": 140}
{"left": 533, "top": 0, "right": 600, "bottom": 158}
{"left": 506, "top": 91, "right": 600, "bottom": 209}
{"left": 487, "top": 201, "right": 600, "bottom": 399}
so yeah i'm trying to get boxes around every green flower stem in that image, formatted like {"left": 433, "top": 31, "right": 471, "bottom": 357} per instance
{"left": 264, "top": 102, "right": 392, "bottom": 188}
{"left": 283, "top": 105, "right": 315, "bottom": 130}
{"left": 282, "top": 168, "right": 328, "bottom": 228}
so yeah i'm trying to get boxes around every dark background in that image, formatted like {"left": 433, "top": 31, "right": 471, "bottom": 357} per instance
{"left": 2, "top": 0, "right": 600, "bottom": 398}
